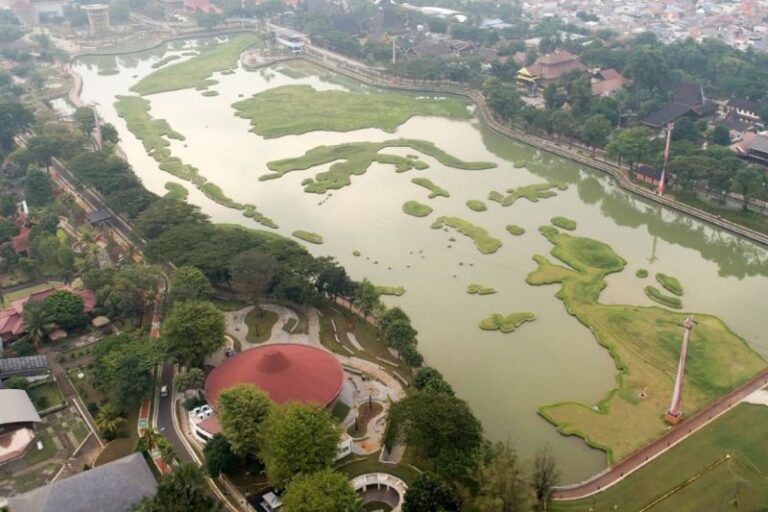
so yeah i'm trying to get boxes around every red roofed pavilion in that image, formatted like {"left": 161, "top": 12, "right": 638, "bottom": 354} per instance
{"left": 204, "top": 344, "right": 344, "bottom": 408}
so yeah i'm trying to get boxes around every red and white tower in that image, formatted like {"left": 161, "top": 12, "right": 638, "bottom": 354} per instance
{"left": 657, "top": 122, "right": 674, "bottom": 196}
{"left": 665, "top": 315, "right": 696, "bottom": 425}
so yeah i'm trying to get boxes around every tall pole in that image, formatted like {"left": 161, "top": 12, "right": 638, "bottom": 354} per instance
{"left": 657, "top": 122, "right": 673, "bottom": 196}
{"left": 665, "top": 315, "right": 695, "bottom": 424}
{"left": 391, "top": 38, "right": 396, "bottom": 83}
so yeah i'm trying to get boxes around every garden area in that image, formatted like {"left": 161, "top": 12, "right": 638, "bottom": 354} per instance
{"left": 244, "top": 307, "right": 279, "bottom": 344}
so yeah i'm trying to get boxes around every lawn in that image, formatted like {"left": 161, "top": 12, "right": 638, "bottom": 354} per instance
{"left": 402, "top": 200, "right": 433, "bottom": 217}
{"left": 331, "top": 400, "right": 351, "bottom": 423}
{"left": 673, "top": 191, "right": 768, "bottom": 237}
{"left": 24, "top": 432, "right": 57, "bottom": 465}
{"left": 93, "top": 406, "right": 139, "bottom": 466}
{"left": 336, "top": 452, "right": 421, "bottom": 485}
{"left": 2, "top": 281, "right": 63, "bottom": 307}
{"left": 488, "top": 182, "right": 565, "bottom": 207}
{"left": 114, "top": 95, "right": 275, "bottom": 228}
{"left": 411, "top": 177, "right": 449, "bottom": 198}
{"left": 27, "top": 381, "right": 65, "bottom": 411}
{"left": 551, "top": 404, "right": 768, "bottom": 511}
{"left": 244, "top": 308, "right": 279, "bottom": 344}
{"left": 263, "top": 139, "right": 495, "bottom": 194}
{"left": 431, "top": 216, "right": 502, "bottom": 254}
{"left": 232, "top": 84, "right": 470, "bottom": 138}
{"left": 132, "top": 33, "right": 261, "bottom": 95}
{"left": 528, "top": 227, "right": 766, "bottom": 462}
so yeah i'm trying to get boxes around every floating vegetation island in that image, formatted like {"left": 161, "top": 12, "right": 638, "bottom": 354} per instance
{"left": 644, "top": 286, "right": 682, "bottom": 309}
{"left": 431, "top": 216, "right": 502, "bottom": 254}
{"left": 479, "top": 312, "right": 536, "bottom": 333}
{"left": 375, "top": 286, "right": 405, "bottom": 296}
{"left": 466, "top": 200, "right": 487, "bottom": 212}
{"left": 506, "top": 225, "right": 525, "bottom": 236}
{"left": 467, "top": 284, "right": 497, "bottom": 295}
{"left": 551, "top": 216, "right": 577, "bottom": 231}
{"left": 411, "top": 177, "right": 449, "bottom": 198}
{"left": 292, "top": 230, "right": 323, "bottom": 244}
{"left": 656, "top": 273, "right": 684, "bottom": 296}
{"left": 263, "top": 139, "right": 495, "bottom": 194}
{"left": 403, "top": 200, "right": 433, "bottom": 217}
{"left": 488, "top": 182, "right": 566, "bottom": 207}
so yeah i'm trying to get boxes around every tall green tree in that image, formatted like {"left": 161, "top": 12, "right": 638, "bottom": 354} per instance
{"left": 731, "top": 166, "right": 764, "bottom": 210}
{"left": 168, "top": 265, "right": 211, "bottom": 305}
{"left": 216, "top": 384, "right": 272, "bottom": 459}
{"left": 93, "top": 333, "right": 158, "bottom": 410}
{"left": 402, "top": 472, "right": 459, "bottom": 512}
{"left": 203, "top": 434, "right": 242, "bottom": 477}
{"left": 24, "top": 169, "right": 54, "bottom": 207}
{"left": 229, "top": 248, "right": 278, "bottom": 315}
{"left": 162, "top": 300, "right": 225, "bottom": 367}
{"left": 531, "top": 446, "right": 561, "bottom": 511}
{"left": 173, "top": 367, "right": 205, "bottom": 392}
{"left": 0, "top": 100, "right": 32, "bottom": 149}
{"left": 74, "top": 107, "right": 96, "bottom": 135}
{"left": 353, "top": 278, "right": 380, "bottom": 319}
{"left": 281, "top": 469, "right": 362, "bottom": 512}
{"left": 581, "top": 114, "right": 612, "bottom": 154}
{"left": 261, "top": 403, "right": 340, "bottom": 486}
{"left": 22, "top": 301, "right": 55, "bottom": 348}
{"left": 386, "top": 393, "right": 482, "bottom": 482}
{"left": 95, "top": 404, "right": 125, "bottom": 439}
{"left": 413, "top": 366, "right": 454, "bottom": 395}
{"left": 42, "top": 290, "right": 86, "bottom": 330}
{"left": 472, "top": 441, "right": 530, "bottom": 512}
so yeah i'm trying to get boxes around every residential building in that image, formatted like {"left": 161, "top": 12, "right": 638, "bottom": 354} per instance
{"left": 0, "top": 389, "right": 41, "bottom": 465}
{"left": 516, "top": 50, "right": 587, "bottom": 88}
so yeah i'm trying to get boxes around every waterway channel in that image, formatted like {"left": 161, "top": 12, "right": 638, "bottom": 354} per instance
{"left": 73, "top": 39, "right": 768, "bottom": 483}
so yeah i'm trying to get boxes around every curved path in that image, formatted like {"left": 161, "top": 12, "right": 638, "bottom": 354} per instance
{"left": 552, "top": 369, "right": 768, "bottom": 500}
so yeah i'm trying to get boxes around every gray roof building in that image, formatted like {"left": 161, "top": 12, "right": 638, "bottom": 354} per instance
{"left": 0, "top": 356, "right": 50, "bottom": 379}
{"left": 6, "top": 453, "right": 158, "bottom": 512}
{"left": 0, "top": 389, "right": 41, "bottom": 427}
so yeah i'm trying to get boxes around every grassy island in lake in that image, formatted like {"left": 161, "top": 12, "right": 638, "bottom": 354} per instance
{"left": 375, "top": 286, "right": 405, "bottom": 296}
{"left": 488, "top": 182, "right": 564, "bottom": 207}
{"left": 645, "top": 286, "right": 683, "bottom": 309}
{"left": 411, "top": 177, "right": 449, "bottom": 198}
{"left": 402, "top": 200, "right": 433, "bottom": 217}
{"left": 656, "top": 273, "right": 684, "bottom": 296}
{"left": 527, "top": 226, "right": 766, "bottom": 462}
{"left": 264, "top": 139, "right": 495, "bottom": 194}
{"left": 431, "top": 216, "right": 502, "bottom": 254}
{"left": 232, "top": 84, "right": 471, "bottom": 138}
{"left": 292, "top": 230, "right": 323, "bottom": 244}
{"left": 551, "top": 216, "right": 577, "bottom": 230}
{"left": 479, "top": 312, "right": 535, "bottom": 333}
{"left": 467, "top": 284, "right": 497, "bottom": 295}
{"left": 466, "top": 200, "right": 487, "bottom": 212}
{"left": 506, "top": 225, "right": 525, "bottom": 236}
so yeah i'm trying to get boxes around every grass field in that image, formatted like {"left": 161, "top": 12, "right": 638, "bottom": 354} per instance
{"left": 674, "top": 191, "right": 768, "bottom": 237}
{"left": 232, "top": 84, "right": 470, "bottom": 138}
{"left": 431, "top": 216, "right": 502, "bottom": 254}
{"left": 551, "top": 404, "right": 768, "bottom": 511}
{"left": 263, "top": 139, "right": 495, "bottom": 194}
{"left": 2, "top": 281, "right": 62, "bottom": 307}
{"left": 245, "top": 308, "right": 279, "bottom": 344}
{"left": 292, "top": 230, "right": 324, "bottom": 244}
{"left": 479, "top": 312, "right": 535, "bottom": 333}
{"left": 336, "top": 452, "right": 421, "bottom": 485}
{"left": 488, "top": 182, "right": 564, "bottom": 207}
{"left": 114, "top": 95, "right": 275, "bottom": 228}
{"left": 528, "top": 227, "right": 766, "bottom": 462}
{"left": 28, "top": 381, "right": 65, "bottom": 411}
{"left": 132, "top": 33, "right": 260, "bottom": 95}
{"left": 402, "top": 200, "right": 433, "bottom": 217}
{"left": 411, "top": 177, "right": 449, "bottom": 198}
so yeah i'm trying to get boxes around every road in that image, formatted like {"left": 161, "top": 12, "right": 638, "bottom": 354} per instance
{"left": 155, "top": 362, "right": 193, "bottom": 463}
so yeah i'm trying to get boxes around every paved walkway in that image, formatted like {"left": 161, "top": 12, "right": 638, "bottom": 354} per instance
{"left": 553, "top": 371, "right": 768, "bottom": 500}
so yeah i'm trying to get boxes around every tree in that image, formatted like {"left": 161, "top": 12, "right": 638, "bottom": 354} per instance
{"left": 581, "top": 114, "right": 612, "bottom": 154}
{"left": 74, "top": 107, "right": 96, "bottom": 135}
{"left": 413, "top": 367, "right": 454, "bottom": 395}
{"left": 162, "top": 300, "right": 225, "bottom": 367}
{"left": 137, "top": 428, "right": 164, "bottom": 454}
{"left": 229, "top": 249, "right": 278, "bottom": 316}
{"left": 95, "top": 404, "right": 125, "bottom": 439}
{"left": 203, "top": 434, "right": 242, "bottom": 477}
{"left": 168, "top": 266, "right": 211, "bottom": 305}
{"left": 92, "top": 333, "right": 158, "bottom": 410}
{"left": 135, "top": 198, "right": 209, "bottom": 241}
{"left": 382, "top": 319, "right": 417, "bottom": 352}
{"left": 670, "top": 117, "right": 699, "bottom": 142}
{"left": 402, "top": 472, "right": 459, "bottom": 512}
{"left": 378, "top": 307, "right": 410, "bottom": 334}
{"left": 24, "top": 169, "right": 54, "bottom": 207}
{"left": 136, "top": 463, "right": 218, "bottom": 512}
{"left": 261, "top": 402, "right": 340, "bottom": 486}
{"left": 101, "top": 123, "right": 120, "bottom": 144}
{"left": 281, "top": 469, "right": 362, "bottom": 512}
{"left": 400, "top": 343, "right": 424, "bottom": 368}
{"left": 353, "top": 278, "right": 380, "bottom": 319}
{"left": 731, "top": 166, "right": 763, "bottom": 210}
{"left": 315, "top": 257, "right": 354, "bottom": 300}
{"left": 0, "top": 100, "right": 32, "bottom": 149}
{"left": 531, "top": 446, "right": 561, "bottom": 511}
{"left": 22, "top": 301, "right": 55, "bottom": 348}
{"left": 472, "top": 441, "right": 529, "bottom": 512}
{"left": 216, "top": 384, "right": 272, "bottom": 459}
{"left": 174, "top": 367, "right": 205, "bottom": 392}
{"left": 606, "top": 126, "right": 653, "bottom": 169}
{"left": 4, "top": 376, "right": 30, "bottom": 390}
{"left": 42, "top": 290, "right": 86, "bottom": 331}
{"left": 386, "top": 392, "right": 483, "bottom": 481}
{"left": 711, "top": 125, "right": 731, "bottom": 146}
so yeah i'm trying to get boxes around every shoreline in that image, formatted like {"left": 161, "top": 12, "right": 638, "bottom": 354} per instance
{"left": 64, "top": 31, "right": 768, "bottom": 496}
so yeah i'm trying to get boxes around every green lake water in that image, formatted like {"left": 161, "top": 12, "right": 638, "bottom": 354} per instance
{"left": 74, "top": 41, "right": 768, "bottom": 483}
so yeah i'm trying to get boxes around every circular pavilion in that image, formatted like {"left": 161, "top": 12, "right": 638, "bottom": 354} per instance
{"left": 204, "top": 343, "right": 344, "bottom": 408}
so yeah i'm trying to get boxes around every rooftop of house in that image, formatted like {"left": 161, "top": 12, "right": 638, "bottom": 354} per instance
{"left": 6, "top": 453, "right": 157, "bottom": 512}
{"left": 0, "top": 355, "right": 50, "bottom": 378}
{"left": 0, "top": 389, "right": 41, "bottom": 427}
{"left": 642, "top": 102, "right": 694, "bottom": 128}
{"left": 727, "top": 97, "right": 760, "bottom": 113}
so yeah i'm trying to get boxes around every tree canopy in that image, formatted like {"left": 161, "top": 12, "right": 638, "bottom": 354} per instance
{"left": 216, "top": 384, "right": 272, "bottom": 459}
{"left": 162, "top": 300, "right": 225, "bottom": 368}
{"left": 281, "top": 469, "right": 362, "bottom": 512}
{"left": 402, "top": 472, "right": 460, "bottom": 512}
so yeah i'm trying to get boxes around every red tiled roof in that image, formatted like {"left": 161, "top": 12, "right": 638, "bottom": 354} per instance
{"left": 197, "top": 415, "right": 221, "bottom": 435}
{"left": 0, "top": 286, "right": 96, "bottom": 338}
{"left": 205, "top": 344, "right": 344, "bottom": 408}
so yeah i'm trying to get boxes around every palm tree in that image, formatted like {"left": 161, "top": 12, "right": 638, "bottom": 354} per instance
{"left": 137, "top": 428, "right": 163, "bottom": 454}
{"left": 156, "top": 436, "right": 177, "bottom": 466}
{"left": 22, "top": 301, "right": 55, "bottom": 349}
{"left": 95, "top": 405, "right": 125, "bottom": 439}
